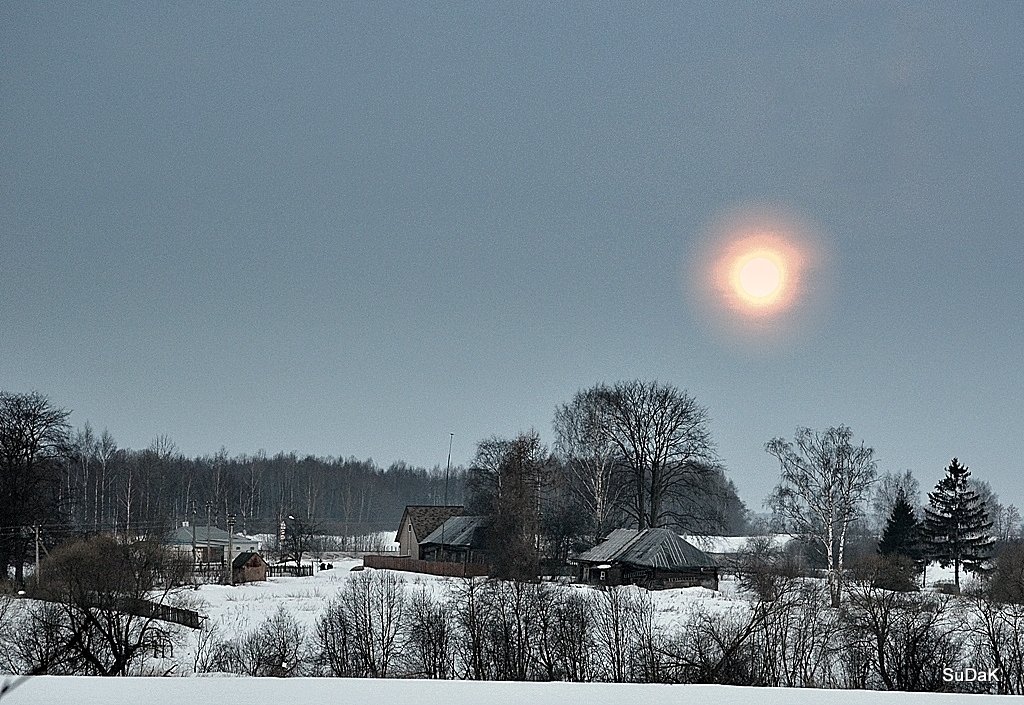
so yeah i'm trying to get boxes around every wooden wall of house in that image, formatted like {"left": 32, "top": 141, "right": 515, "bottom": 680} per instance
{"left": 398, "top": 520, "right": 419, "bottom": 559}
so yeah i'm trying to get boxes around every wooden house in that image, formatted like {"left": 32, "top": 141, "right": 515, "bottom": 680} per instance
{"left": 418, "top": 515, "right": 490, "bottom": 565}
{"left": 166, "top": 524, "right": 259, "bottom": 566}
{"left": 232, "top": 552, "right": 267, "bottom": 583}
{"left": 572, "top": 528, "right": 720, "bottom": 590}
{"left": 394, "top": 505, "right": 464, "bottom": 560}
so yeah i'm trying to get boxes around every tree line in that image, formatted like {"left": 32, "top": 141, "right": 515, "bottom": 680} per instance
{"left": 763, "top": 425, "right": 1020, "bottom": 606}
{"left": 2, "top": 381, "right": 751, "bottom": 582}
{"left": 0, "top": 390, "right": 466, "bottom": 582}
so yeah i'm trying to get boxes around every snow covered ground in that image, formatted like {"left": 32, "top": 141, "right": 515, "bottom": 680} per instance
{"left": 176, "top": 558, "right": 743, "bottom": 667}
{"left": 2, "top": 676, "right": 1015, "bottom": 705}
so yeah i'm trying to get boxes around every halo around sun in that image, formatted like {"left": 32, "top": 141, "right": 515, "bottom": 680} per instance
{"left": 686, "top": 206, "right": 830, "bottom": 339}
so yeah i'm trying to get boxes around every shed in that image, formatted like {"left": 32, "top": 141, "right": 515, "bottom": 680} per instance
{"left": 394, "top": 505, "right": 464, "bottom": 559}
{"left": 572, "top": 528, "right": 720, "bottom": 590}
{"left": 232, "top": 552, "right": 268, "bottom": 583}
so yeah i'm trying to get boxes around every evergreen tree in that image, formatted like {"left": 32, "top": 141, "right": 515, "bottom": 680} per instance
{"left": 875, "top": 490, "right": 924, "bottom": 590}
{"left": 923, "top": 458, "right": 994, "bottom": 593}
{"left": 879, "top": 491, "right": 924, "bottom": 563}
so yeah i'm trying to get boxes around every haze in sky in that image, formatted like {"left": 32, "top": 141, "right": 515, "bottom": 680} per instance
{"left": 2, "top": 3, "right": 1022, "bottom": 509}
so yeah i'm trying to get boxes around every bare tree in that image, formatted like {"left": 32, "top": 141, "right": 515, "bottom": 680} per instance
{"left": 0, "top": 391, "right": 71, "bottom": 583}
{"left": 281, "top": 515, "right": 318, "bottom": 568}
{"left": 467, "top": 432, "right": 550, "bottom": 579}
{"left": 95, "top": 430, "right": 117, "bottom": 531}
{"left": 869, "top": 470, "right": 920, "bottom": 535}
{"left": 34, "top": 535, "right": 190, "bottom": 676}
{"left": 766, "top": 426, "right": 877, "bottom": 607}
{"left": 403, "top": 584, "right": 455, "bottom": 678}
{"left": 584, "top": 381, "right": 717, "bottom": 531}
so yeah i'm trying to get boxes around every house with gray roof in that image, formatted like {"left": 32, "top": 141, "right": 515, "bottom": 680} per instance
{"left": 165, "top": 524, "right": 260, "bottom": 566}
{"left": 571, "top": 528, "right": 720, "bottom": 590}
{"left": 418, "top": 515, "right": 490, "bottom": 565}
{"left": 394, "top": 505, "right": 465, "bottom": 560}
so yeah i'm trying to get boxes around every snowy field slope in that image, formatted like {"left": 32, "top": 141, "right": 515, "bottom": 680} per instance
{"left": 3, "top": 676, "right": 1016, "bottom": 705}
{"left": 169, "top": 549, "right": 970, "bottom": 668}
{"left": 178, "top": 557, "right": 742, "bottom": 666}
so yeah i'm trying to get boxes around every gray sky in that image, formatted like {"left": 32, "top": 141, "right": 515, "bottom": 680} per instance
{"left": 3, "top": 3, "right": 1022, "bottom": 511}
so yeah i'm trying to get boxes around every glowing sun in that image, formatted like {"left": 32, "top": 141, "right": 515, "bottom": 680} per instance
{"left": 687, "top": 206, "right": 831, "bottom": 340}
{"left": 733, "top": 251, "right": 786, "bottom": 305}
{"left": 704, "top": 226, "right": 807, "bottom": 319}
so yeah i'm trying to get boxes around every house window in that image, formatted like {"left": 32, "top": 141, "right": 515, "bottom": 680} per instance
{"left": 600, "top": 570, "right": 607, "bottom": 581}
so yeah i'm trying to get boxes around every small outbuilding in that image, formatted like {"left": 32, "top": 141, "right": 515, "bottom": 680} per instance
{"left": 232, "top": 552, "right": 268, "bottom": 584}
{"left": 572, "top": 528, "right": 720, "bottom": 590}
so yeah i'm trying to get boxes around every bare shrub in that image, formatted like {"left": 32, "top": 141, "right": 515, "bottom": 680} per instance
{"left": 989, "top": 542, "right": 1024, "bottom": 604}
{"left": 593, "top": 586, "right": 652, "bottom": 682}
{"left": 477, "top": 579, "right": 545, "bottom": 680}
{"left": 207, "top": 607, "right": 307, "bottom": 676}
{"left": 736, "top": 536, "right": 800, "bottom": 601}
{"left": 4, "top": 601, "right": 76, "bottom": 675}
{"left": 450, "top": 577, "right": 489, "bottom": 680}
{"left": 842, "top": 585, "right": 963, "bottom": 691}
{"left": 964, "top": 597, "right": 1024, "bottom": 695}
{"left": 746, "top": 580, "right": 844, "bottom": 689}
{"left": 315, "top": 570, "right": 407, "bottom": 677}
{"left": 403, "top": 584, "right": 455, "bottom": 678}
{"left": 548, "top": 588, "right": 596, "bottom": 681}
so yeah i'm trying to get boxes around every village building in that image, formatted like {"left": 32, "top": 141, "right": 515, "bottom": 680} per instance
{"left": 232, "top": 552, "right": 268, "bottom": 583}
{"left": 394, "top": 505, "right": 464, "bottom": 560}
{"left": 419, "top": 515, "right": 490, "bottom": 565}
{"left": 572, "top": 528, "right": 720, "bottom": 590}
{"left": 165, "top": 524, "right": 260, "bottom": 566}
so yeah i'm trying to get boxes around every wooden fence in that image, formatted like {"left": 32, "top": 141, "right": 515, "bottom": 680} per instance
{"left": 363, "top": 554, "right": 489, "bottom": 578}
{"left": 111, "top": 597, "right": 204, "bottom": 629}
{"left": 266, "top": 564, "right": 314, "bottom": 578}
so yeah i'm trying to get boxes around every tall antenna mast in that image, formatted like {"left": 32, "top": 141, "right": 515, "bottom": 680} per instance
{"left": 440, "top": 432, "right": 453, "bottom": 559}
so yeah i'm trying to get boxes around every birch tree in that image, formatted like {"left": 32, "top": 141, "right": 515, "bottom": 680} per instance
{"left": 766, "top": 426, "right": 877, "bottom": 608}
{"left": 553, "top": 389, "right": 624, "bottom": 541}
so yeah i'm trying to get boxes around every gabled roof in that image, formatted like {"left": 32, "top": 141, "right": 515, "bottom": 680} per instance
{"left": 574, "top": 528, "right": 717, "bottom": 569}
{"left": 395, "top": 505, "right": 465, "bottom": 543}
{"left": 419, "top": 515, "right": 488, "bottom": 548}
{"left": 232, "top": 551, "right": 265, "bottom": 569}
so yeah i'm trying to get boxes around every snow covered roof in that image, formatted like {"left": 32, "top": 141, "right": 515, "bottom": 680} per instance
{"left": 574, "top": 528, "right": 717, "bottom": 569}
{"left": 681, "top": 534, "right": 795, "bottom": 555}
{"left": 166, "top": 526, "right": 258, "bottom": 547}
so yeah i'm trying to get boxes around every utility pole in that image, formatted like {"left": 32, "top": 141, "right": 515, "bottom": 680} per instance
{"left": 34, "top": 523, "right": 40, "bottom": 587}
{"left": 227, "top": 513, "right": 236, "bottom": 586}
{"left": 440, "top": 433, "right": 453, "bottom": 561}
{"left": 190, "top": 501, "right": 197, "bottom": 571}
{"left": 205, "top": 500, "right": 213, "bottom": 575}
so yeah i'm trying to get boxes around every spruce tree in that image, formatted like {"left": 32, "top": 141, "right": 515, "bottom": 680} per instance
{"left": 879, "top": 490, "right": 924, "bottom": 563}
{"left": 923, "top": 458, "right": 994, "bottom": 593}
{"left": 876, "top": 490, "right": 924, "bottom": 590}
